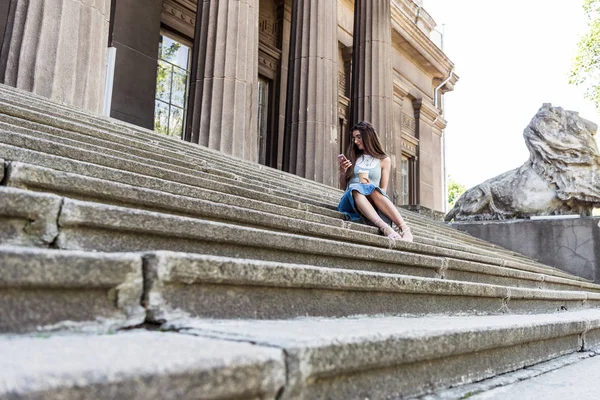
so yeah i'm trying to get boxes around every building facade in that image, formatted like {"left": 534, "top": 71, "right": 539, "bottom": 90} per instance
{"left": 0, "top": 0, "right": 457, "bottom": 212}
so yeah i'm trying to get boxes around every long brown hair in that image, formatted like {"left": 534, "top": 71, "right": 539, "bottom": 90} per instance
{"left": 343, "top": 121, "right": 388, "bottom": 187}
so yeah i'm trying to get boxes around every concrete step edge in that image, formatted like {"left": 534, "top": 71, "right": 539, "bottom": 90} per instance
{"left": 166, "top": 310, "right": 600, "bottom": 398}
{"left": 0, "top": 330, "right": 285, "bottom": 399}
{"left": 142, "top": 251, "right": 600, "bottom": 321}
{"left": 0, "top": 245, "right": 144, "bottom": 333}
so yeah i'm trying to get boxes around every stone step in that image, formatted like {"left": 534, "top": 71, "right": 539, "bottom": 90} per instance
{"left": 0, "top": 125, "right": 336, "bottom": 211}
{"left": 0, "top": 86, "right": 338, "bottom": 198}
{"left": 0, "top": 93, "right": 557, "bottom": 273}
{"left": 0, "top": 86, "right": 584, "bottom": 280}
{"left": 0, "top": 84, "right": 338, "bottom": 192}
{"left": 4, "top": 311, "right": 600, "bottom": 399}
{"left": 143, "top": 251, "right": 600, "bottom": 322}
{"left": 424, "top": 349, "right": 600, "bottom": 400}
{"left": 0, "top": 150, "right": 580, "bottom": 285}
{"left": 0, "top": 330, "right": 285, "bottom": 399}
{"left": 4, "top": 161, "right": 547, "bottom": 276}
{"left": 0, "top": 246, "right": 144, "bottom": 333}
{"left": 0, "top": 94, "right": 341, "bottom": 204}
{"left": 1, "top": 186, "right": 594, "bottom": 292}
{"left": 163, "top": 309, "right": 600, "bottom": 399}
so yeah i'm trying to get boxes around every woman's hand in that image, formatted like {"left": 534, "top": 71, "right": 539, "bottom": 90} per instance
{"left": 338, "top": 156, "right": 352, "bottom": 172}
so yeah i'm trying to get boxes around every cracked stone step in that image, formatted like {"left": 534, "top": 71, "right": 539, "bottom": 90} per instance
{"left": 142, "top": 251, "right": 600, "bottom": 321}
{"left": 0, "top": 330, "right": 285, "bottom": 399}
{"left": 0, "top": 177, "right": 593, "bottom": 293}
{"left": 0, "top": 186, "right": 61, "bottom": 247}
{"left": 4, "top": 161, "right": 524, "bottom": 268}
{"left": 52, "top": 196, "right": 599, "bottom": 290}
{"left": 3, "top": 158, "right": 525, "bottom": 266}
{"left": 165, "top": 309, "right": 600, "bottom": 399}
{"left": 0, "top": 246, "right": 144, "bottom": 333}
{"left": 0, "top": 99, "right": 556, "bottom": 273}
{"left": 0, "top": 158, "right": 580, "bottom": 285}
{"left": 56, "top": 196, "right": 592, "bottom": 283}
{"left": 0, "top": 85, "right": 586, "bottom": 279}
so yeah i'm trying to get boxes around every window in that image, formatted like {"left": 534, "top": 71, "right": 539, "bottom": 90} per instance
{"left": 155, "top": 35, "right": 190, "bottom": 138}
{"left": 401, "top": 155, "right": 410, "bottom": 205}
{"left": 257, "top": 76, "right": 270, "bottom": 165}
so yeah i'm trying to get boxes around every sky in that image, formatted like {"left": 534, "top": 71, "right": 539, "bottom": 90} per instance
{"left": 422, "top": 0, "right": 598, "bottom": 189}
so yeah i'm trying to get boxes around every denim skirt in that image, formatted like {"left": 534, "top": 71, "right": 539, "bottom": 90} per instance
{"left": 337, "top": 183, "right": 390, "bottom": 222}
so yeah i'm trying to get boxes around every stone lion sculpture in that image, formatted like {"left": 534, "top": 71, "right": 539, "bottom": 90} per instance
{"left": 445, "top": 103, "right": 600, "bottom": 222}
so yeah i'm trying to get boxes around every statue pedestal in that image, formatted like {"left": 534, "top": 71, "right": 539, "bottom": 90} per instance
{"left": 450, "top": 217, "right": 600, "bottom": 283}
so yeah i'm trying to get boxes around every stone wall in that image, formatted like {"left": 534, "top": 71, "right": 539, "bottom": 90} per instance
{"left": 450, "top": 218, "right": 600, "bottom": 283}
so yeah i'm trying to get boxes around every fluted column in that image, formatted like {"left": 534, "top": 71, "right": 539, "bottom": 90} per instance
{"left": 283, "top": 0, "right": 338, "bottom": 186}
{"left": 0, "top": 0, "right": 110, "bottom": 113}
{"left": 187, "top": 0, "right": 259, "bottom": 162}
{"left": 350, "top": 0, "right": 394, "bottom": 149}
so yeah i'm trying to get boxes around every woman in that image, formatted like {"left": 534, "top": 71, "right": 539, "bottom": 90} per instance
{"left": 337, "top": 121, "right": 413, "bottom": 242}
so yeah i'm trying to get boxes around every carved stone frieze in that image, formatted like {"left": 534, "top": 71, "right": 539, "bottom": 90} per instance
{"left": 259, "top": 13, "right": 279, "bottom": 48}
{"left": 401, "top": 132, "right": 418, "bottom": 156}
{"left": 162, "top": 0, "right": 195, "bottom": 39}
{"left": 401, "top": 112, "right": 416, "bottom": 135}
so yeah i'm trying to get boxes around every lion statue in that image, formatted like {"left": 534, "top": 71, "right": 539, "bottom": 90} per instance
{"left": 445, "top": 103, "right": 600, "bottom": 222}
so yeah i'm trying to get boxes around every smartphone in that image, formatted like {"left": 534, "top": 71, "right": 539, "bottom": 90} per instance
{"left": 337, "top": 154, "right": 349, "bottom": 163}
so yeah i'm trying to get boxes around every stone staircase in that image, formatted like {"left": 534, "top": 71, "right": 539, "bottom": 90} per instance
{"left": 1, "top": 83, "right": 600, "bottom": 399}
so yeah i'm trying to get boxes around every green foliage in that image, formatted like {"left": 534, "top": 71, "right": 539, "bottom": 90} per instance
{"left": 155, "top": 40, "right": 187, "bottom": 138}
{"left": 570, "top": 0, "right": 600, "bottom": 111}
{"left": 448, "top": 177, "right": 466, "bottom": 208}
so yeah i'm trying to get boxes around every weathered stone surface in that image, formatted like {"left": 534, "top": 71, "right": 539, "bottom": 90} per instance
{"left": 3, "top": 156, "right": 589, "bottom": 288}
{"left": 468, "top": 352, "right": 600, "bottom": 399}
{"left": 169, "top": 310, "right": 600, "bottom": 399}
{"left": 0, "top": 331, "right": 285, "bottom": 399}
{"left": 447, "top": 104, "right": 600, "bottom": 221}
{"left": 0, "top": 95, "right": 342, "bottom": 205}
{"left": 0, "top": 246, "right": 144, "bottom": 333}
{"left": 57, "top": 198, "right": 443, "bottom": 275}
{"left": 0, "top": 186, "right": 61, "bottom": 246}
{"left": 0, "top": 129, "right": 339, "bottom": 215}
{"left": 53, "top": 198, "right": 600, "bottom": 291}
{"left": 4, "top": 160, "right": 361, "bottom": 231}
{"left": 4, "top": 162, "right": 385, "bottom": 247}
{"left": 426, "top": 350, "right": 600, "bottom": 400}
{"left": 452, "top": 217, "right": 600, "bottom": 284}
{"left": 143, "top": 252, "right": 599, "bottom": 322}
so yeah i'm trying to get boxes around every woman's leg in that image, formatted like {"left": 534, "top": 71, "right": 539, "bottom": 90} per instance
{"left": 367, "top": 190, "right": 413, "bottom": 241}
{"left": 352, "top": 191, "right": 401, "bottom": 239}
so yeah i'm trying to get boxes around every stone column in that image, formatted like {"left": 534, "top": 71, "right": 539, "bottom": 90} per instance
{"left": 350, "top": 0, "right": 394, "bottom": 149}
{"left": 283, "top": 0, "right": 338, "bottom": 186}
{"left": 187, "top": 0, "right": 259, "bottom": 162}
{"left": 0, "top": 0, "right": 111, "bottom": 113}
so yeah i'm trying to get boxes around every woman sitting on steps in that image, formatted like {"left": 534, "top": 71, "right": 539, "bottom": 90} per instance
{"left": 337, "top": 121, "right": 414, "bottom": 242}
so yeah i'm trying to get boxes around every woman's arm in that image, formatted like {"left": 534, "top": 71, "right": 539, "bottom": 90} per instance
{"left": 379, "top": 156, "right": 391, "bottom": 192}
